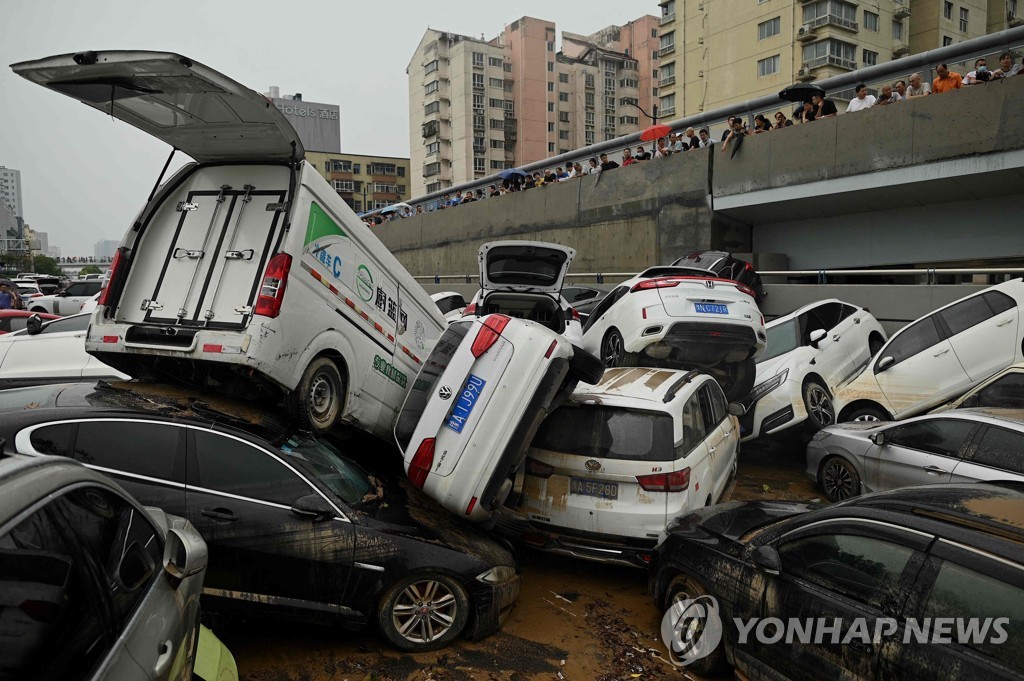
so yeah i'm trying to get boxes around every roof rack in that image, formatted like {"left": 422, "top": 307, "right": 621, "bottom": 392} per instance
{"left": 663, "top": 369, "right": 702, "bottom": 403}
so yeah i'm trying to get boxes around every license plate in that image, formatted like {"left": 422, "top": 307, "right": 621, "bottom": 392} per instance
{"left": 570, "top": 477, "right": 619, "bottom": 500}
{"left": 694, "top": 303, "right": 728, "bottom": 315}
{"left": 445, "top": 374, "right": 487, "bottom": 433}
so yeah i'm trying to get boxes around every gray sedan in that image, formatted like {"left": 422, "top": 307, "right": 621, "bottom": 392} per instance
{"left": 806, "top": 408, "right": 1024, "bottom": 502}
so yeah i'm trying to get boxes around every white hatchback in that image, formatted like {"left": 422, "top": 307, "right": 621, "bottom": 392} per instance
{"left": 581, "top": 266, "right": 766, "bottom": 400}
{"left": 739, "top": 299, "right": 886, "bottom": 441}
{"left": 395, "top": 314, "right": 604, "bottom": 525}
{"left": 515, "top": 367, "right": 740, "bottom": 568}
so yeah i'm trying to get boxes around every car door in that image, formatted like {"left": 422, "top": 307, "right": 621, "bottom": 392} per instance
{"left": 677, "top": 391, "right": 712, "bottom": 512}
{"left": 952, "top": 425, "right": 1024, "bottom": 484}
{"left": 0, "top": 314, "right": 93, "bottom": 387}
{"left": 739, "top": 522, "right": 928, "bottom": 681}
{"left": 836, "top": 303, "right": 874, "bottom": 378}
{"left": 56, "top": 282, "right": 101, "bottom": 316}
{"left": 185, "top": 426, "right": 357, "bottom": 609}
{"left": 865, "top": 418, "right": 979, "bottom": 491}
{"left": 802, "top": 303, "right": 856, "bottom": 389}
{"left": 873, "top": 315, "right": 971, "bottom": 417}
{"left": 939, "top": 290, "right": 1020, "bottom": 383}
{"left": 696, "top": 380, "right": 734, "bottom": 501}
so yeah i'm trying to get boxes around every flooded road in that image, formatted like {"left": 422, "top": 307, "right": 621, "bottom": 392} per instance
{"left": 221, "top": 433, "right": 820, "bottom": 681}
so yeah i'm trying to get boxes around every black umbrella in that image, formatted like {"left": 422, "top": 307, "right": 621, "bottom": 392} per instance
{"left": 778, "top": 83, "right": 825, "bottom": 103}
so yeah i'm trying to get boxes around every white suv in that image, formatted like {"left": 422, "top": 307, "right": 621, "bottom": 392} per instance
{"left": 395, "top": 314, "right": 604, "bottom": 525}
{"left": 514, "top": 367, "right": 740, "bottom": 568}
{"left": 581, "top": 266, "right": 766, "bottom": 400}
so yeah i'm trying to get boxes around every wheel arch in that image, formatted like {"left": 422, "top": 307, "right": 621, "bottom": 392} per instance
{"left": 817, "top": 452, "right": 865, "bottom": 492}
{"left": 801, "top": 371, "right": 830, "bottom": 394}
{"left": 837, "top": 399, "right": 891, "bottom": 422}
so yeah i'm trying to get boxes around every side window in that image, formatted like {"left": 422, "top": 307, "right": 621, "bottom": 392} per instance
{"left": 73, "top": 421, "right": 184, "bottom": 482}
{"left": 0, "top": 317, "right": 9, "bottom": 333}
{"left": 65, "top": 283, "right": 86, "bottom": 296}
{"left": 697, "top": 385, "right": 717, "bottom": 432}
{"left": 838, "top": 304, "right": 859, "bottom": 322}
{"left": 38, "top": 315, "right": 90, "bottom": 335}
{"left": 681, "top": 394, "right": 707, "bottom": 454}
{"left": 983, "top": 290, "right": 1016, "bottom": 315}
{"left": 84, "top": 282, "right": 103, "bottom": 296}
{"left": 812, "top": 302, "right": 843, "bottom": 330}
{"left": 778, "top": 533, "right": 915, "bottom": 608}
{"left": 707, "top": 380, "right": 729, "bottom": 423}
{"left": 887, "top": 419, "right": 976, "bottom": 458}
{"left": 963, "top": 373, "right": 1024, "bottom": 409}
{"left": 192, "top": 429, "right": 311, "bottom": 505}
{"left": 922, "top": 560, "right": 1024, "bottom": 671}
{"left": 8, "top": 317, "right": 29, "bottom": 333}
{"left": 29, "top": 423, "right": 74, "bottom": 456}
{"left": 877, "top": 316, "right": 942, "bottom": 371}
{"left": 971, "top": 426, "right": 1024, "bottom": 474}
{"left": 583, "top": 286, "right": 628, "bottom": 331}
{"left": 939, "top": 295, "right": 993, "bottom": 337}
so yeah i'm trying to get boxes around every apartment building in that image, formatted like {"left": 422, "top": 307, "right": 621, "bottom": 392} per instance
{"left": 407, "top": 15, "right": 659, "bottom": 197}
{"left": 0, "top": 167, "right": 23, "bottom": 219}
{"left": 305, "top": 151, "right": 411, "bottom": 214}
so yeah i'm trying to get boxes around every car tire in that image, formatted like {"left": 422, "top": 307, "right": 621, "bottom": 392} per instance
{"left": 718, "top": 357, "right": 756, "bottom": 402}
{"left": 662, "top": 574, "right": 728, "bottom": 675}
{"left": 802, "top": 380, "right": 835, "bottom": 430}
{"left": 569, "top": 345, "right": 605, "bottom": 384}
{"left": 601, "top": 328, "right": 625, "bottom": 367}
{"left": 820, "top": 455, "right": 861, "bottom": 502}
{"left": 290, "top": 357, "right": 344, "bottom": 433}
{"left": 376, "top": 572, "right": 470, "bottom": 652}
{"left": 868, "top": 334, "right": 885, "bottom": 357}
{"left": 845, "top": 405, "right": 888, "bottom": 423}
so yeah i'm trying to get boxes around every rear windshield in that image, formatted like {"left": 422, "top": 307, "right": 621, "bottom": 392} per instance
{"left": 395, "top": 321, "right": 472, "bottom": 450}
{"left": 532, "top": 405, "right": 675, "bottom": 461}
{"left": 435, "top": 294, "right": 466, "bottom": 315}
{"left": 277, "top": 433, "right": 373, "bottom": 505}
{"left": 760, "top": 318, "right": 799, "bottom": 363}
{"left": 487, "top": 246, "right": 566, "bottom": 287}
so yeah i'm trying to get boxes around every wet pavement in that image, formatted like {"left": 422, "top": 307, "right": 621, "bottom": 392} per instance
{"left": 220, "top": 432, "right": 821, "bottom": 681}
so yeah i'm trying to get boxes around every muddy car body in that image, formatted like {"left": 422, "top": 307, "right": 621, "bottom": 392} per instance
{"left": 13, "top": 50, "right": 445, "bottom": 437}
{"left": 931, "top": 361, "right": 1024, "bottom": 412}
{"left": 0, "top": 381, "right": 520, "bottom": 652}
{"left": 516, "top": 367, "right": 740, "bottom": 568}
{"left": 650, "top": 483, "right": 1024, "bottom": 679}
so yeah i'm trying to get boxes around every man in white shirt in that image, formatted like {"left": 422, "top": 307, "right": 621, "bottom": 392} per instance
{"left": 905, "top": 72, "right": 931, "bottom": 98}
{"left": 846, "top": 83, "right": 876, "bottom": 112}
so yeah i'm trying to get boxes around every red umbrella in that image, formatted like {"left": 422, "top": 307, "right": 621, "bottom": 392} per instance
{"left": 639, "top": 123, "right": 672, "bottom": 142}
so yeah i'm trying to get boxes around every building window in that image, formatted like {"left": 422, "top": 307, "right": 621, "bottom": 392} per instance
{"left": 560, "top": 112, "right": 570, "bottom": 123}
{"left": 548, "top": 122, "right": 555, "bottom": 132}
{"left": 943, "top": 35, "right": 954, "bottom": 46}
{"left": 489, "top": 77, "right": 503, "bottom": 88}
{"left": 863, "top": 49, "right": 878, "bottom": 66}
{"left": 757, "top": 55, "right": 780, "bottom": 77}
{"left": 652, "top": 50, "right": 659, "bottom": 60}
{"left": 490, "top": 118, "right": 504, "bottom": 130}
{"left": 333, "top": 180, "right": 354, "bottom": 192}
{"left": 758, "top": 17, "right": 781, "bottom": 40}
{"left": 424, "top": 81, "right": 439, "bottom": 95}
{"left": 892, "top": 19, "right": 904, "bottom": 40}
{"left": 548, "top": 143, "right": 555, "bottom": 152}
{"left": 423, "top": 162, "right": 441, "bottom": 177}
{"left": 660, "top": 32, "right": 675, "bottom": 51}
{"left": 472, "top": 73, "right": 484, "bottom": 88}
{"left": 473, "top": 93, "right": 484, "bottom": 109}
{"left": 547, "top": 81, "right": 554, "bottom": 92}
{"left": 472, "top": 52, "right": 484, "bottom": 67}
{"left": 803, "top": 0, "right": 857, "bottom": 26}
{"left": 474, "top": 158, "right": 486, "bottom": 173}
{"left": 426, "top": 181, "right": 442, "bottom": 193}
{"left": 547, "top": 41, "right": 555, "bottom": 52}
{"left": 619, "top": 97, "right": 638, "bottom": 106}
{"left": 547, "top": 61, "right": 554, "bottom": 72}
{"left": 489, "top": 160, "right": 504, "bottom": 170}
{"left": 488, "top": 56, "right": 503, "bottom": 67}
{"left": 489, "top": 97, "right": 503, "bottom": 108}
{"left": 548, "top": 102, "right": 554, "bottom": 112}
{"left": 585, "top": 111, "right": 595, "bottom": 125}
{"left": 424, "top": 101, "right": 440, "bottom": 116}
{"left": 370, "top": 163, "right": 397, "bottom": 175}
{"left": 559, "top": 73, "right": 569, "bottom": 83}
{"left": 424, "top": 60, "right": 439, "bottom": 74}
{"left": 803, "top": 39, "right": 857, "bottom": 69}
{"left": 604, "top": 114, "right": 615, "bottom": 126}
{"left": 327, "top": 160, "right": 353, "bottom": 172}
{"left": 943, "top": 1, "right": 953, "bottom": 19}
{"left": 1009, "top": 0, "right": 1017, "bottom": 18}
{"left": 619, "top": 78, "right": 639, "bottom": 88}
{"left": 618, "top": 116, "right": 639, "bottom": 125}
{"left": 426, "top": 142, "right": 440, "bottom": 156}
{"left": 585, "top": 131, "right": 595, "bottom": 145}
{"left": 959, "top": 7, "right": 968, "bottom": 31}
{"left": 660, "top": 92, "right": 675, "bottom": 113}
{"left": 559, "top": 130, "right": 569, "bottom": 139}
{"left": 863, "top": 11, "right": 878, "bottom": 32}
{"left": 490, "top": 139, "right": 504, "bottom": 149}
{"left": 559, "top": 92, "right": 569, "bottom": 101}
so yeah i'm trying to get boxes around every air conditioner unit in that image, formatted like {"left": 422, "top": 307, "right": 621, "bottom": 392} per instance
{"left": 797, "top": 25, "right": 817, "bottom": 42}
{"left": 797, "top": 68, "right": 808, "bottom": 77}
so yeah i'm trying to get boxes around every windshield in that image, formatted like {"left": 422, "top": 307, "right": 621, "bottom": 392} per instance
{"left": 760, "top": 319, "right": 799, "bottom": 363}
{"left": 277, "top": 434, "right": 374, "bottom": 505}
{"left": 532, "top": 405, "right": 674, "bottom": 461}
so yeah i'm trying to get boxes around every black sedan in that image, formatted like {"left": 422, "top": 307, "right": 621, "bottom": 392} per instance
{"left": 0, "top": 381, "right": 520, "bottom": 652}
{"left": 650, "top": 484, "right": 1024, "bottom": 679}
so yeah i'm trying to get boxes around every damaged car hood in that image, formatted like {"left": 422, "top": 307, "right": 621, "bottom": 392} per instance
{"left": 667, "top": 500, "right": 819, "bottom": 542}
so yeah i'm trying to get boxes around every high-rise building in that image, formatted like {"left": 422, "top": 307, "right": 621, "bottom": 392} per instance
{"left": 407, "top": 15, "right": 659, "bottom": 196}
{"left": 305, "top": 151, "right": 412, "bottom": 213}
{"left": 262, "top": 87, "right": 342, "bottom": 153}
{"left": 0, "top": 166, "right": 24, "bottom": 219}
{"left": 910, "top": 0, "right": 987, "bottom": 51}
{"left": 986, "top": 0, "right": 1024, "bottom": 34}
{"left": 95, "top": 239, "right": 119, "bottom": 261}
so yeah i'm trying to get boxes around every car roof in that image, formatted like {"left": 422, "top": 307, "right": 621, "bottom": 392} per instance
{"left": 570, "top": 367, "right": 707, "bottom": 406}
{"left": 952, "top": 407, "right": 1024, "bottom": 426}
{"left": 767, "top": 298, "right": 852, "bottom": 327}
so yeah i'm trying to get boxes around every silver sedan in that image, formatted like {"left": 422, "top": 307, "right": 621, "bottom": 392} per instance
{"left": 806, "top": 408, "right": 1024, "bottom": 502}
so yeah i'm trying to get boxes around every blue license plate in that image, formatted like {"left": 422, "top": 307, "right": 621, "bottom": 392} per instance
{"left": 445, "top": 374, "right": 487, "bottom": 433}
{"left": 695, "top": 303, "right": 728, "bottom": 315}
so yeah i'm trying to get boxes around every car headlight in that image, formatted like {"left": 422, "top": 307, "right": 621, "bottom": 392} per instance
{"left": 477, "top": 566, "right": 517, "bottom": 584}
{"left": 749, "top": 369, "right": 789, "bottom": 402}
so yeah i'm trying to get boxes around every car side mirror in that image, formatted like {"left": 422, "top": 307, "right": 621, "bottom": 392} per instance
{"left": 809, "top": 329, "right": 826, "bottom": 348}
{"left": 163, "top": 527, "right": 209, "bottom": 588}
{"left": 26, "top": 314, "right": 43, "bottom": 336}
{"left": 870, "top": 432, "right": 886, "bottom": 446}
{"left": 728, "top": 402, "right": 746, "bottom": 416}
{"left": 290, "top": 493, "right": 336, "bottom": 521}
{"left": 753, "top": 545, "right": 781, "bottom": 576}
{"left": 876, "top": 356, "right": 895, "bottom": 372}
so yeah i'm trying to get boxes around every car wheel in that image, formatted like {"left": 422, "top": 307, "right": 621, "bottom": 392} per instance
{"left": 601, "top": 328, "right": 625, "bottom": 367}
{"left": 290, "top": 357, "right": 344, "bottom": 433}
{"left": 845, "top": 405, "right": 887, "bottom": 423}
{"left": 662, "top": 574, "right": 728, "bottom": 675}
{"left": 868, "top": 334, "right": 885, "bottom": 357}
{"left": 718, "top": 357, "right": 756, "bottom": 402}
{"left": 820, "top": 456, "right": 861, "bottom": 502}
{"left": 377, "top": 573, "right": 470, "bottom": 652}
{"left": 569, "top": 345, "right": 605, "bottom": 384}
{"left": 802, "top": 380, "right": 835, "bottom": 430}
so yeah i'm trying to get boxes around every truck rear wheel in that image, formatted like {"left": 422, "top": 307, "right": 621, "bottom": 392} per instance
{"left": 291, "top": 357, "right": 344, "bottom": 433}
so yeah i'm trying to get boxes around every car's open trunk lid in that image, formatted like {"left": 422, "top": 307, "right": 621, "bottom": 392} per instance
{"left": 12, "top": 50, "right": 304, "bottom": 162}
{"left": 479, "top": 241, "right": 575, "bottom": 295}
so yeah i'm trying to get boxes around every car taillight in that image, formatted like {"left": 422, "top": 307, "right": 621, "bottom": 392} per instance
{"left": 736, "top": 283, "right": 757, "bottom": 299}
{"left": 97, "top": 249, "right": 123, "bottom": 307}
{"left": 636, "top": 468, "right": 690, "bottom": 492}
{"left": 545, "top": 339, "right": 558, "bottom": 358}
{"left": 631, "top": 277, "right": 682, "bottom": 293}
{"left": 463, "top": 303, "right": 477, "bottom": 315}
{"left": 572, "top": 307, "right": 580, "bottom": 322}
{"left": 254, "top": 253, "right": 292, "bottom": 318}
{"left": 525, "top": 457, "right": 555, "bottom": 478}
{"left": 408, "top": 438, "right": 435, "bottom": 488}
{"left": 471, "top": 314, "right": 510, "bottom": 357}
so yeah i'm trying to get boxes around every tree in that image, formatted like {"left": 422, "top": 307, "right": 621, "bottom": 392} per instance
{"left": 79, "top": 265, "right": 102, "bottom": 275}
{"left": 32, "top": 255, "right": 62, "bottom": 276}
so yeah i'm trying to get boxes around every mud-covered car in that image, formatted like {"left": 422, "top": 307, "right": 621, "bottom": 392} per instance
{"left": 0, "top": 381, "right": 520, "bottom": 652}
{"left": 932, "top": 361, "right": 1024, "bottom": 412}
{"left": 650, "top": 483, "right": 1024, "bottom": 679}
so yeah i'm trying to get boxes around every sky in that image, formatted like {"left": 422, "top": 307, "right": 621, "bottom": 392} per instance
{"left": 0, "top": 0, "right": 658, "bottom": 256}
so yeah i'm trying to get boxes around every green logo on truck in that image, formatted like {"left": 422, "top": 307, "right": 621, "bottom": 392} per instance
{"left": 373, "top": 355, "right": 407, "bottom": 388}
{"left": 356, "top": 265, "right": 374, "bottom": 302}
{"left": 304, "top": 203, "right": 347, "bottom": 246}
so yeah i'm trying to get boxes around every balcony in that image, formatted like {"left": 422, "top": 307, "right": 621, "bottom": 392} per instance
{"left": 894, "top": 7, "right": 911, "bottom": 19}
{"left": 806, "top": 14, "right": 858, "bottom": 32}
{"left": 505, "top": 129, "right": 518, "bottom": 141}
{"left": 659, "top": 12, "right": 675, "bottom": 25}
{"left": 659, "top": 74, "right": 676, "bottom": 87}
{"left": 659, "top": 105, "right": 676, "bottom": 117}
{"left": 893, "top": 43, "right": 910, "bottom": 57}
{"left": 806, "top": 55, "right": 857, "bottom": 71}
{"left": 658, "top": 44, "right": 676, "bottom": 57}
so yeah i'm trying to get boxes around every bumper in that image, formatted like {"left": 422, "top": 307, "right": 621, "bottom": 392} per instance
{"left": 739, "top": 382, "right": 806, "bottom": 441}
{"left": 522, "top": 523, "right": 658, "bottom": 569}
{"left": 629, "top": 321, "right": 762, "bottom": 364}
{"left": 467, "top": 574, "right": 521, "bottom": 641}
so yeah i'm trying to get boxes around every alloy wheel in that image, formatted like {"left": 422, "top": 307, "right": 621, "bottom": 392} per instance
{"left": 806, "top": 385, "right": 835, "bottom": 426}
{"left": 852, "top": 413, "right": 881, "bottom": 422}
{"left": 603, "top": 332, "right": 623, "bottom": 366}
{"left": 390, "top": 579, "right": 459, "bottom": 645}
{"left": 822, "top": 460, "right": 856, "bottom": 500}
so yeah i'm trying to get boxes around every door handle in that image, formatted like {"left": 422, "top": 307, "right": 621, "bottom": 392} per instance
{"left": 932, "top": 348, "right": 950, "bottom": 357}
{"left": 923, "top": 465, "right": 948, "bottom": 475}
{"left": 709, "top": 446, "right": 717, "bottom": 453}
{"left": 996, "top": 318, "right": 1013, "bottom": 327}
{"left": 153, "top": 639, "right": 173, "bottom": 676}
{"left": 201, "top": 508, "right": 238, "bottom": 522}
{"left": 832, "top": 334, "right": 841, "bottom": 341}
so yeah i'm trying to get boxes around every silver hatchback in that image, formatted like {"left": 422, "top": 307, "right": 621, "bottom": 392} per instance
{"left": 806, "top": 408, "right": 1024, "bottom": 502}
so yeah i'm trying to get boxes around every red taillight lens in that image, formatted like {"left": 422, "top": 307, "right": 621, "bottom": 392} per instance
{"left": 465, "top": 497, "right": 478, "bottom": 515}
{"left": 636, "top": 468, "right": 690, "bottom": 492}
{"left": 525, "top": 457, "right": 555, "bottom": 478}
{"left": 471, "top": 314, "right": 510, "bottom": 357}
{"left": 408, "top": 438, "right": 436, "bottom": 488}
{"left": 545, "top": 339, "right": 558, "bottom": 358}
{"left": 737, "top": 283, "right": 757, "bottom": 299}
{"left": 463, "top": 303, "right": 477, "bottom": 315}
{"left": 97, "top": 249, "right": 123, "bottom": 307}
{"left": 254, "top": 253, "right": 292, "bottom": 318}
{"left": 631, "top": 277, "right": 682, "bottom": 293}
{"left": 572, "top": 307, "right": 580, "bottom": 322}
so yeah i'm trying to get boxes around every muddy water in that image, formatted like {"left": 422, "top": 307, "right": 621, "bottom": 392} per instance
{"left": 225, "top": 436, "right": 822, "bottom": 681}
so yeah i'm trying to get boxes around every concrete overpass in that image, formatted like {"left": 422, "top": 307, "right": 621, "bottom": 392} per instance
{"left": 375, "top": 75, "right": 1024, "bottom": 276}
